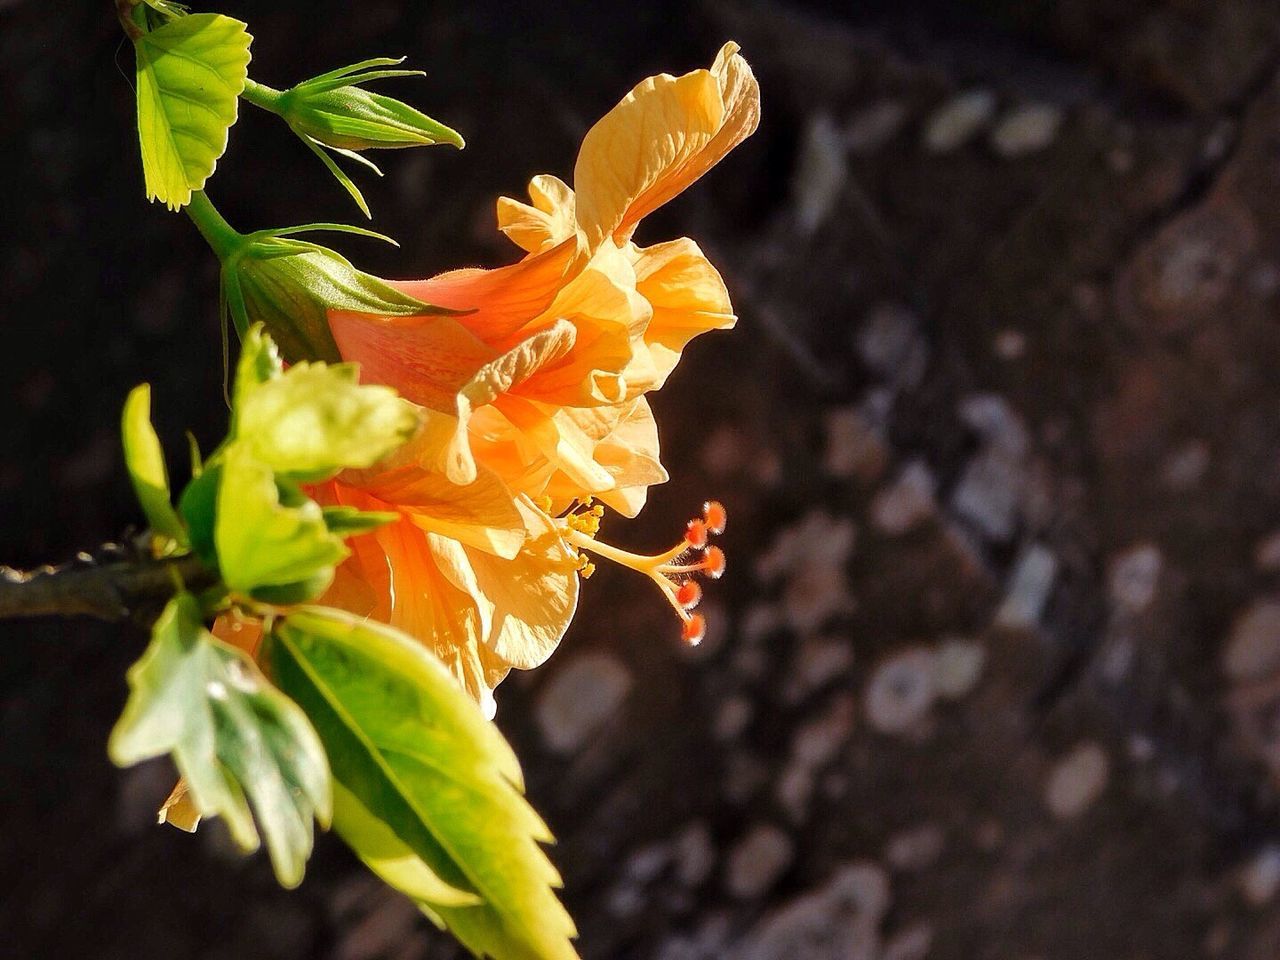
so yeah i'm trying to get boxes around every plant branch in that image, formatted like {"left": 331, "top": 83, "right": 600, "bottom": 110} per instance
{"left": 0, "top": 551, "right": 213, "bottom": 624}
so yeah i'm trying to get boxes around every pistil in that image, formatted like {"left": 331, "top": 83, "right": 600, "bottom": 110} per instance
{"left": 561, "top": 500, "right": 727, "bottom": 646}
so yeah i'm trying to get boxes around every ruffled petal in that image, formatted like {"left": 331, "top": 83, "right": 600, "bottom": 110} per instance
{"left": 463, "top": 497, "right": 579, "bottom": 671}
{"left": 541, "top": 398, "right": 668, "bottom": 517}
{"left": 502, "top": 244, "right": 651, "bottom": 407}
{"left": 631, "top": 237, "right": 735, "bottom": 389}
{"left": 573, "top": 42, "right": 759, "bottom": 248}
{"left": 496, "top": 175, "right": 578, "bottom": 254}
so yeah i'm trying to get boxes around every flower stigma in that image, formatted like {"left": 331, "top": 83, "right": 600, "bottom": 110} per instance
{"left": 557, "top": 499, "right": 728, "bottom": 646}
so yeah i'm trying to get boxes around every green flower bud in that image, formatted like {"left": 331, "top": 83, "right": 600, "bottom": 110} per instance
{"left": 219, "top": 223, "right": 440, "bottom": 364}
{"left": 241, "top": 59, "right": 463, "bottom": 216}
{"left": 281, "top": 59, "right": 464, "bottom": 152}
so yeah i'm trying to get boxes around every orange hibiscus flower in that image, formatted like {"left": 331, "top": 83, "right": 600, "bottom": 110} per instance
{"left": 313, "top": 42, "right": 758, "bottom": 712}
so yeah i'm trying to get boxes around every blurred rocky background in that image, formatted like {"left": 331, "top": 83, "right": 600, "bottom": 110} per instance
{"left": 6, "top": 1, "right": 1280, "bottom": 958}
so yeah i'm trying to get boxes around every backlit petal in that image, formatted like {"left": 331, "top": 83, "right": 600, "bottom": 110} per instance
{"left": 574, "top": 42, "right": 759, "bottom": 248}
{"left": 497, "top": 175, "right": 578, "bottom": 254}
{"left": 632, "top": 237, "right": 735, "bottom": 389}
{"left": 463, "top": 497, "right": 579, "bottom": 671}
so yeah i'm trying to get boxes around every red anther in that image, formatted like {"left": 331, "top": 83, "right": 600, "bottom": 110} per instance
{"left": 703, "top": 546, "right": 726, "bottom": 579}
{"left": 703, "top": 500, "right": 727, "bottom": 535}
{"left": 685, "top": 518, "right": 708, "bottom": 549}
{"left": 681, "top": 613, "right": 707, "bottom": 646}
{"left": 675, "top": 580, "right": 702, "bottom": 609}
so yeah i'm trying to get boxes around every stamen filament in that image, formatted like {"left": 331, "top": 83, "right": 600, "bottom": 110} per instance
{"left": 562, "top": 501, "right": 727, "bottom": 646}
{"left": 565, "top": 528, "right": 693, "bottom": 623}
{"left": 563, "top": 528, "right": 685, "bottom": 570}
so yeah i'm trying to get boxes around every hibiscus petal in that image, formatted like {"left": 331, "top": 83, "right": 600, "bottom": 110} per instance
{"left": 632, "top": 237, "right": 735, "bottom": 389}
{"left": 330, "top": 311, "right": 496, "bottom": 413}
{"left": 574, "top": 42, "right": 760, "bottom": 248}
{"left": 540, "top": 399, "right": 668, "bottom": 517}
{"left": 495, "top": 396, "right": 617, "bottom": 494}
{"left": 463, "top": 498, "right": 579, "bottom": 671}
{"left": 387, "top": 236, "right": 580, "bottom": 342}
{"left": 496, "top": 175, "right": 577, "bottom": 254}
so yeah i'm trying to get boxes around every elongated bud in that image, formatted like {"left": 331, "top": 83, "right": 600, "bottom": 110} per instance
{"left": 242, "top": 61, "right": 463, "bottom": 216}
{"left": 218, "top": 223, "right": 456, "bottom": 363}
{"left": 280, "top": 62, "right": 464, "bottom": 152}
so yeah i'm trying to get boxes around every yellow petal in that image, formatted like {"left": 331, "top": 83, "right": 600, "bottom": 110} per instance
{"left": 463, "top": 497, "right": 579, "bottom": 671}
{"left": 370, "top": 513, "right": 509, "bottom": 709}
{"left": 631, "top": 237, "right": 735, "bottom": 389}
{"left": 158, "top": 778, "right": 201, "bottom": 832}
{"left": 542, "top": 399, "right": 668, "bottom": 517}
{"left": 495, "top": 395, "right": 617, "bottom": 494}
{"left": 363, "top": 464, "right": 527, "bottom": 560}
{"left": 501, "top": 243, "right": 651, "bottom": 407}
{"left": 462, "top": 320, "right": 579, "bottom": 408}
{"left": 593, "top": 398, "right": 669, "bottom": 516}
{"left": 497, "top": 174, "right": 578, "bottom": 254}
{"left": 574, "top": 42, "right": 760, "bottom": 248}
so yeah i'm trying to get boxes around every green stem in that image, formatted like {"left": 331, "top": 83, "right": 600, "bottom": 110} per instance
{"left": 241, "top": 79, "right": 289, "bottom": 115}
{"left": 185, "top": 192, "right": 244, "bottom": 261}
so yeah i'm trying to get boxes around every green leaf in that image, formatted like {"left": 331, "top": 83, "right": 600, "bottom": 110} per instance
{"left": 322, "top": 505, "right": 398, "bottom": 536}
{"left": 234, "top": 360, "right": 420, "bottom": 483}
{"left": 109, "top": 592, "right": 331, "bottom": 888}
{"left": 121, "top": 384, "right": 188, "bottom": 546}
{"left": 215, "top": 443, "right": 347, "bottom": 600}
{"left": 265, "top": 608, "right": 578, "bottom": 960}
{"left": 134, "top": 14, "right": 252, "bottom": 210}
{"left": 233, "top": 322, "right": 284, "bottom": 411}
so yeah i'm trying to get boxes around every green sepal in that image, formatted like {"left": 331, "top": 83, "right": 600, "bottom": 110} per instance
{"left": 139, "top": 0, "right": 189, "bottom": 19}
{"left": 281, "top": 82, "right": 465, "bottom": 152}
{"left": 133, "top": 13, "right": 252, "bottom": 210}
{"left": 108, "top": 592, "right": 331, "bottom": 888}
{"left": 121, "top": 384, "right": 188, "bottom": 547}
{"left": 178, "top": 462, "right": 221, "bottom": 569}
{"left": 264, "top": 608, "right": 579, "bottom": 960}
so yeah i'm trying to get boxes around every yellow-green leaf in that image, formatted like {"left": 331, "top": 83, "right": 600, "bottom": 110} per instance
{"left": 109, "top": 592, "right": 331, "bottom": 888}
{"left": 266, "top": 608, "right": 579, "bottom": 960}
{"left": 234, "top": 360, "right": 420, "bottom": 484}
{"left": 134, "top": 14, "right": 252, "bottom": 209}
{"left": 215, "top": 443, "right": 347, "bottom": 599}
{"left": 121, "top": 384, "right": 188, "bottom": 546}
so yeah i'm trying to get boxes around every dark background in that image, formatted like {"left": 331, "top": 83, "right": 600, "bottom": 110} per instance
{"left": 6, "top": 1, "right": 1280, "bottom": 957}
